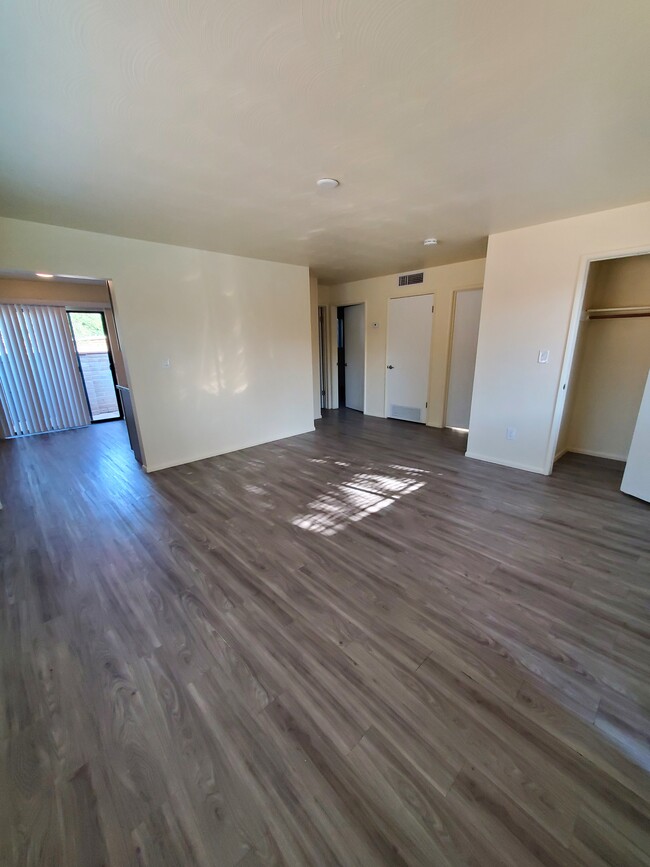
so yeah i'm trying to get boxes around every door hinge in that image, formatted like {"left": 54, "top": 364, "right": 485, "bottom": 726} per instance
{"left": 432, "top": 305, "right": 434, "bottom": 313}
{"left": 426, "top": 402, "right": 428, "bottom": 408}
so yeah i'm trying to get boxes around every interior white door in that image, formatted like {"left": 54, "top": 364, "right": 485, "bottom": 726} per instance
{"left": 386, "top": 294, "right": 433, "bottom": 423}
{"left": 343, "top": 304, "right": 365, "bottom": 412}
{"left": 446, "top": 288, "right": 483, "bottom": 429}
{"left": 621, "top": 369, "right": 650, "bottom": 502}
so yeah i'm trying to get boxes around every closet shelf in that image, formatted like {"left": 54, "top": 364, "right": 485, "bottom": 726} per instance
{"left": 586, "top": 306, "right": 650, "bottom": 320}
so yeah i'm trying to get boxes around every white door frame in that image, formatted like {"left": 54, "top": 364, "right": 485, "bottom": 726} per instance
{"left": 327, "top": 305, "right": 339, "bottom": 409}
{"left": 544, "top": 244, "right": 650, "bottom": 475}
{"left": 317, "top": 305, "right": 330, "bottom": 411}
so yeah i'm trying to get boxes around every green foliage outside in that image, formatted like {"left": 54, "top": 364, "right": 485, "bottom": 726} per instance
{"left": 69, "top": 312, "right": 105, "bottom": 339}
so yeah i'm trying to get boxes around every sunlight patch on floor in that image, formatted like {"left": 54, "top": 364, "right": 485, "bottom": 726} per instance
{"left": 293, "top": 462, "right": 427, "bottom": 536}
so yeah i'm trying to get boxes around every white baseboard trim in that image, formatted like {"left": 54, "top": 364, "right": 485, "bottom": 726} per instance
{"left": 144, "top": 425, "right": 316, "bottom": 473}
{"left": 565, "top": 447, "right": 626, "bottom": 462}
{"left": 464, "top": 451, "right": 548, "bottom": 475}
{"left": 554, "top": 447, "right": 569, "bottom": 462}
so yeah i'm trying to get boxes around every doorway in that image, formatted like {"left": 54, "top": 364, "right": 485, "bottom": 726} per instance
{"left": 318, "top": 306, "right": 329, "bottom": 412}
{"left": 337, "top": 304, "right": 365, "bottom": 412}
{"left": 552, "top": 253, "right": 650, "bottom": 497}
{"left": 385, "top": 293, "right": 433, "bottom": 423}
{"left": 68, "top": 310, "right": 122, "bottom": 422}
{"left": 445, "top": 288, "right": 483, "bottom": 430}
{"left": 0, "top": 272, "right": 143, "bottom": 464}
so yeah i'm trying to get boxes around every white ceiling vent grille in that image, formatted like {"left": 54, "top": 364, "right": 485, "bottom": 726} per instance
{"left": 398, "top": 272, "right": 424, "bottom": 287}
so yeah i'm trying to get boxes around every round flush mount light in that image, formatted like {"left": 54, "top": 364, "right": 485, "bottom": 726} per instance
{"left": 423, "top": 238, "right": 438, "bottom": 247}
{"left": 316, "top": 178, "right": 340, "bottom": 189}
{"left": 36, "top": 273, "right": 54, "bottom": 278}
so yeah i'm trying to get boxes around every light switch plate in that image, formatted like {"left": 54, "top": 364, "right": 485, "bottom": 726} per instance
{"left": 538, "top": 349, "right": 550, "bottom": 364}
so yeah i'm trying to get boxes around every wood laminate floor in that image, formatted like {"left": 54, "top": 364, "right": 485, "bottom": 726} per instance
{"left": 1, "top": 411, "right": 649, "bottom": 866}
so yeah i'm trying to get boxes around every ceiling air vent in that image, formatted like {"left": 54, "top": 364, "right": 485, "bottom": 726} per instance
{"left": 398, "top": 272, "right": 424, "bottom": 287}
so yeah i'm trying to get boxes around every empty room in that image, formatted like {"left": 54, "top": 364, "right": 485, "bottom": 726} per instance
{"left": 1, "top": 1, "right": 649, "bottom": 865}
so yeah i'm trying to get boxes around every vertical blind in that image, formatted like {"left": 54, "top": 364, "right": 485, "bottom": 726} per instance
{"left": 0, "top": 304, "right": 91, "bottom": 438}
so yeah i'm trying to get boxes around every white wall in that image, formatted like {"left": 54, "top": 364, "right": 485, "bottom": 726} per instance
{"left": 467, "top": 201, "right": 650, "bottom": 474}
{"left": 319, "top": 259, "right": 486, "bottom": 426}
{"left": 0, "top": 217, "right": 314, "bottom": 471}
{"left": 563, "top": 254, "right": 650, "bottom": 461}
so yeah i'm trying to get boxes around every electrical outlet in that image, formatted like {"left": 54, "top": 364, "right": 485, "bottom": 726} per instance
{"left": 506, "top": 427, "right": 517, "bottom": 440}
{"left": 162, "top": 358, "right": 171, "bottom": 368}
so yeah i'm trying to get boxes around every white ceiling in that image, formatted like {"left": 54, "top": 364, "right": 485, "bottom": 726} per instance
{"left": 1, "top": 0, "right": 649, "bottom": 284}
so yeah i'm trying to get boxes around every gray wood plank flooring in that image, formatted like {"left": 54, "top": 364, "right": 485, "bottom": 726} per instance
{"left": 1, "top": 410, "right": 649, "bottom": 866}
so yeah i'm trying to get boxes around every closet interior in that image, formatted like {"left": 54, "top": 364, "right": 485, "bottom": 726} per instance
{"left": 557, "top": 253, "right": 650, "bottom": 470}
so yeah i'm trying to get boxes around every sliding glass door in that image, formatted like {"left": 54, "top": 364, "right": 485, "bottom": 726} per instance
{"left": 67, "top": 311, "right": 122, "bottom": 422}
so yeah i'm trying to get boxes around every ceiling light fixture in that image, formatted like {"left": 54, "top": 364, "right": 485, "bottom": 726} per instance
{"left": 316, "top": 178, "right": 340, "bottom": 189}
{"left": 35, "top": 272, "right": 54, "bottom": 278}
{"left": 423, "top": 238, "right": 438, "bottom": 246}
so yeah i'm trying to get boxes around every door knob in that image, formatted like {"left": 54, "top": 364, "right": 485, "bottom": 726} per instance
{"left": 387, "top": 364, "right": 394, "bottom": 369}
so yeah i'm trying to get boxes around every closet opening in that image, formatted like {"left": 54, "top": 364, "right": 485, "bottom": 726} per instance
{"left": 553, "top": 253, "right": 650, "bottom": 500}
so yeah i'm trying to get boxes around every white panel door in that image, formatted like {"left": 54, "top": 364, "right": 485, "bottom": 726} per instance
{"left": 344, "top": 304, "right": 365, "bottom": 412}
{"left": 621, "top": 369, "right": 650, "bottom": 503}
{"left": 385, "top": 294, "right": 433, "bottom": 423}
{"left": 446, "top": 288, "right": 483, "bottom": 429}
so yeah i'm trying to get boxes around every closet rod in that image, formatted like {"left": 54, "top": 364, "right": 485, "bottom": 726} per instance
{"left": 586, "top": 305, "right": 650, "bottom": 320}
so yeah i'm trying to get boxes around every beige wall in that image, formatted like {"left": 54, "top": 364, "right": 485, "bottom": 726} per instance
{"left": 309, "top": 272, "right": 321, "bottom": 420}
{"left": 319, "top": 258, "right": 486, "bottom": 426}
{"left": 621, "top": 371, "right": 650, "bottom": 501}
{"left": 0, "top": 217, "right": 314, "bottom": 471}
{"left": 446, "top": 288, "right": 483, "bottom": 429}
{"left": 0, "top": 277, "right": 110, "bottom": 306}
{"left": 467, "top": 200, "right": 650, "bottom": 474}
{"left": 562, "top": 254, "right": 650, "bottom": 461}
